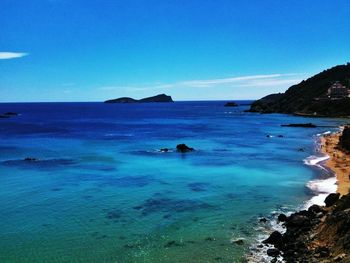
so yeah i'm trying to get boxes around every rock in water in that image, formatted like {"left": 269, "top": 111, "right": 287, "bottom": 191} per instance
{"left": 176, "top": 144, "right": 194, "bottom": 153}
{"left": 4, "top": 112, "right": 19, "bottom": 116}
{"left": 278, "top": 213, "right": 287, "bottom": 222}
{"left": 281, "top": 123, "right": 317, "bottom": 128}
{"left": 224, "top": 102, "right": 238, "bottom": 107}
{"left": 160, "top": 148, "right": 169, "bottom": 152}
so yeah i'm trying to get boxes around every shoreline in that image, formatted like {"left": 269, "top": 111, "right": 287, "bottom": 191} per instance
{"left": 247, "top": 126, "right": 348, "bottom": 262}
{"left": 319, "top": 126, "right": 350, "bottom": 196}
{"left": 256, "top": 125, "right": 350, "bottom": 262}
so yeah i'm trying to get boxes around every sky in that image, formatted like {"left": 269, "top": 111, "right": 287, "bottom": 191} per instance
{"left": 1, "top": 0, "right": 350, "bottom": 102}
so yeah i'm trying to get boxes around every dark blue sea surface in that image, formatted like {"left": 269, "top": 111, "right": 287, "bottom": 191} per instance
{"left": 0, "top": 101, "right": 344, "bottom": 262}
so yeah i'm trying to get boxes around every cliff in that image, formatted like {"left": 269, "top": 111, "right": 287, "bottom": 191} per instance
{"left": 248, "top": 63, "right": 350, "bottom": 117}
{"left": 104, "top": 94, "right": 174, "bottom": 103}
{"left": 339, "top": 126, "right": 350, "bottom": 152}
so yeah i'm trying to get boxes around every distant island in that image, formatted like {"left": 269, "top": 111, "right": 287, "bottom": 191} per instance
{"left": 104, "top": 94, "right": 174, "bottom": 103}
{"left": 248, "top": 63, "right": 350, "bottom": 117}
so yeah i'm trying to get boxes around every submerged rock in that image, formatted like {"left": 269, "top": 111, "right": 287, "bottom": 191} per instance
{"left": 259, "top": 217, "right": 268, "bottom": 223}
{"left": 160, "top": 148, "right": 169, "bottom": 152}
{"left": 231, "top": 238, "right": 244, "bottom": 245}
{"left": 176, "top": 144, "right": 194, "bottom": 152}
{"left": 24, "top": 157, "right": 38, "bottom": 162}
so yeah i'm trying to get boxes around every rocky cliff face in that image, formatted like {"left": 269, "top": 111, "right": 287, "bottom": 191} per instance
{"left": 340, "top": 126, "right": 350, "bottom": 152}
{"left": 104, "top": 94, "right": 174, "bottom": 103}
{"left": 248, "top": 63, "right": 350, "bottom": 117}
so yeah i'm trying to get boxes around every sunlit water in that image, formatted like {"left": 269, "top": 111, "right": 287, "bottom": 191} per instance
{"left": 0, "top": 101, "right": 344, "bottom": 262}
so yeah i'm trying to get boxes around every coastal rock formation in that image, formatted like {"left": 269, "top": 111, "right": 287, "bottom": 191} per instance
{"left": 176, "top": 144, "right": 194, "bottom": 153}
{"left": 339, "top": 126, "right": 350, "bottom": 152}
{"left": 263, "top": 193, "right": 350, "bottom": 262}
{"left": 248, "top": 63, "right": 350, "bottom": 117}
{"left": 104, "top": 94, "right": 174, "bottom": 103}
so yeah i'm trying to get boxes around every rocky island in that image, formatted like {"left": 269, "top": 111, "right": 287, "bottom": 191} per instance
{"left": 248, "top": 63, "right": 350, "bottom": 117}
{"left": 104, "top": 94, "right": 174, "bottom": 103}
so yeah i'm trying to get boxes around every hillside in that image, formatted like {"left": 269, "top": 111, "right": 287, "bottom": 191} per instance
{"left": 248, "top": 63, "right": 350, "bottom": 117}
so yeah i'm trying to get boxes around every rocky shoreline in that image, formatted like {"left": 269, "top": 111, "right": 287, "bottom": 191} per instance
{"left": 258, "top": 126, "right": 350, "bottom": 262}
{"left": 263, "top": 193, "right": 350, "bottom": 262}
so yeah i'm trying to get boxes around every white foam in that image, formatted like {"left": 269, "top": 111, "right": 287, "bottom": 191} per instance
{"left": 303, "top": 155, "right": 329, "bottom": 166}
{"left": 316, "top": 131, "right": 331, "bottom": 136}
{"left": 305, "top": 177, "right": 338, "bottom": 208}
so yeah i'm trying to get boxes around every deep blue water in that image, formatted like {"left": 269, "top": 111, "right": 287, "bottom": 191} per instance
{"left": 0, "top": 101, "right": 344, "bottom": 262}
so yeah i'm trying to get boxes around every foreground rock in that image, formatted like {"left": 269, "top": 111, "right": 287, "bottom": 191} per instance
{"left": 104, "top": 94, "right": 174, "bottom": 103}
{"left": 263, "top": 193, "right": 350, "bottom": 262}
{"left": 176, "top": 144, "right": 194, "bottom": 153}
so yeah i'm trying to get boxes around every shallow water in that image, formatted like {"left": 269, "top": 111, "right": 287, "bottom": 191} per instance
{"left": 0, "top": 101, "right": 345, "bottom": 262}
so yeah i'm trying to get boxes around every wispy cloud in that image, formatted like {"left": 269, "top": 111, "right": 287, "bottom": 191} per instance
{"left": 177, "top": 74, "right": 301, "bottom": 88}
{"left": 98, "top": 73, "right": 304, "bottom": 92}
{"left": 0, "top": 52, "right": 28, "bottom": 60}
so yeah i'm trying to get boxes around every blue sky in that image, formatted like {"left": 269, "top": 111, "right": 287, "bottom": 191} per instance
{"left": 1, "top": 0, "right": 350, "bottom": 102}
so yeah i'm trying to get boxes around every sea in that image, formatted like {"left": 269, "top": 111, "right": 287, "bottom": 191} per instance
{"left": 0, "top": 101, "right": 345, "bottom": 263}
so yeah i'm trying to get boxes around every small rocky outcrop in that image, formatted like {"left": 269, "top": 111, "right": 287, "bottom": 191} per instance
{"left": 176, "top": 144, "right": 194, "bottom": 153}
{"left": 0, "top": 112, "right": 19, "bottom": 118}
{"left": 281, "top": 123, "right": 317, "bottom": 128}
{"left": 224, "top": 102, "right": 238, "bottom": 107}
{"left": 262, "top": 193, "right": 350, "bottom": 262}
{"left": 4, "top": 112, "right": 19, "bottom": 116}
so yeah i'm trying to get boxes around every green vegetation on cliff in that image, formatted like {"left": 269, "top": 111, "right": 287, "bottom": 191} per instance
{"left": 249, "top": 63, "right": 350, "bottom": 117}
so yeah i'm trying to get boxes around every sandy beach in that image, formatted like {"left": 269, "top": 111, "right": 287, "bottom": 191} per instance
{"left": 320, "top": 127, "right": 350, "bottom": 196}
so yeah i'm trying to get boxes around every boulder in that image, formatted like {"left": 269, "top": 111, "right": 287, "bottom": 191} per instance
{"left": 324, "top": 193, "right": 340, "bottom": 207}
{"left": 267, "top": 248, "right": 280, "bottom": 257}
{"left": 278, "top": 213, "right": 287, "bottom": 222}
{"left": 263, "top": 231, "right": 282, "bottom": 245}
{"left": 176, "top": 144, "right": 194, "bottom": 153}
{"left": 286, "top": 214, "right": 311, "bottom": 228}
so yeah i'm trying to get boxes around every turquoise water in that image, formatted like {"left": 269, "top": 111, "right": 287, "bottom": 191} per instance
{"left": 0, "top": 102, "right": 344, "bottom": 262}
